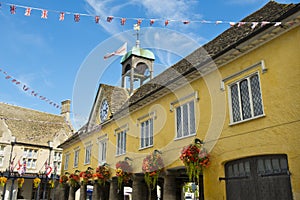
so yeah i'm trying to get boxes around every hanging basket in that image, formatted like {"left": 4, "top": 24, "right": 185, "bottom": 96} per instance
{"left": 0, "top": 177, "right": 7, "bottom": 187}
{"left": 142, "top": 150, "right": 164, "bottom": 190}
{"left": 93, "top": 165, "right": 111, "bottom": 186}
{"left": 180, "top": 139, "right": 210, "bottom": 182}
{"left": 115, "top": 159, "right": 133, "bottom": 189}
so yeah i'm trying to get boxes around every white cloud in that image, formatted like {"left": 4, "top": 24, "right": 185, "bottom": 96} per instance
{"left": 84, "top": 0, "right": 201, "bottom": 34}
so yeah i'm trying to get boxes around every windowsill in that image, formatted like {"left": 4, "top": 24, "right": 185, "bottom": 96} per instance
{"left": 115, "top": 153, "right": 126, "bottom": 157}
{"left": 139, "top": 145, "right": 154, "bottom": 151}
{"left": 174, "top": 133, "right": 196, "bottom": 141}
{"left": 84, "top": 162, "right": 90, "bottom": 165}
{"left": 229, "top": 114, "right": 265, "bottom": 126}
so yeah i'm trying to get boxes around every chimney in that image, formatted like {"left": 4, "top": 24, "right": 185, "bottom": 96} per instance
{"left": 61, "top": 100, "right": 71, "bottom": 122}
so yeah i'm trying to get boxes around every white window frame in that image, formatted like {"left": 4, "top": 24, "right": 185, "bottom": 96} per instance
{"left": 84, "top": 142, "right": 92, "bottom": 165}
{"left": 228, "top": 72, "right": 264, "bottom": 125}
{"left": 73, "top": 148, "right": 80, "bottom": 168}
{"left": 64, "top": 153, "right": 70, "bottom": 170}
{"left": 98, "top": 136, "right": 107, "bottom": 165}
{"left": 0, "top": 145, "right": 5, "bottom": 167}
{"left": 23, "top": 148, "right": 38, "bottom": 169}
{"left": 140, "top": 118, "right": 154, "bottom": 149}
{"left": 175, "top": 100, "right": 196, "bottom": 139}
{"left": 53, "top": 151, "right": 62, "bottom": 173}
{"left": 116, "top": 129, "right": 127, "bottom": 156}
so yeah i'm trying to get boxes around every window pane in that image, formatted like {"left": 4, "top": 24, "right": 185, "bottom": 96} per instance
{"left": 264, "top": 159, "right": 272, "bottom": 173}
{"left": 250, "top": 74, "right": 263, "bottom": 116}
{"left": 182, "top": 104, "right": 189, "bottom": 136}
{"left": 141, "top": 123, "right": 145, "bottom": 148}
{"left": 231, "top": 84, "right": 241, "bottom": 122}
{"left": 123, "top": 131, "right": 126, "bottom": 153}
{"left": 176, "top": 107, "right": 182, "bottom": 138}
{"left": 149, "top": 119, "right": 153, "bottom": 145}
{"left": 189, "top": 101, "right": 195, "bottom": 134}
{"left": 145, "top": 120, "right": 149, "bottom": 146}
{"left": 240, "top": 79, "right": 251, "bottom": 120}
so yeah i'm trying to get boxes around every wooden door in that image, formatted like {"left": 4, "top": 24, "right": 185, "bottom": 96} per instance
{"left": 225, "top": 155, "right": 292, "bottom": 200}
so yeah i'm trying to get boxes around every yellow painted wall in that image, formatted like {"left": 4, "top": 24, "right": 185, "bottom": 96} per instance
{"left": 61, "top": 26, "right": 300, "bottom": 199}
{"left": 204, "top": 26, "right": 300, "bottom": 199}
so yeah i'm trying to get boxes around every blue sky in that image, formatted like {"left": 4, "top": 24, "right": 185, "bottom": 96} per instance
{"left": 0, "top": 0, "right": 299, "bottom": 129}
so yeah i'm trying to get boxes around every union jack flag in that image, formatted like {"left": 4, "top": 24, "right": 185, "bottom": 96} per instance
{"left": 41, "top": 10, "right": 48, "bottom": 19}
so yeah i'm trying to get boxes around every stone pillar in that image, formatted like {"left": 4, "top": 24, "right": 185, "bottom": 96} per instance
{"left": 92, "top": 182, "right": 100, "bottom": 200}
{"left": 163, "top": 171, "right": 177, "bottom": 200}
{"left": 79, "top": 184, "right": 87, "bottom": 200}
{"left": 109, "top": 177, "right": 123, "bottom": 200}
{"left": 131, "top": 173, "right": 148, "bottom": 200}
{"left": 99, "top": 182, "right": 110, "bottom": 200}
{"left": 58, "top": 184, "right": 69, "bottom": 200}
{"left": 68, "top": 186, "right": 76, "bottom": 200}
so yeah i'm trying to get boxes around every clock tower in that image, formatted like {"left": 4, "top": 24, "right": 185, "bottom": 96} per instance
{"left": 120, "top": 25, "right": 155, "bottom": 95}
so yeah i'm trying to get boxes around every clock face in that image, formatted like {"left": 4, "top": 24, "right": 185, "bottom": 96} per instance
{"left": 100, "top": 99, "right": 109, "bottom": 122}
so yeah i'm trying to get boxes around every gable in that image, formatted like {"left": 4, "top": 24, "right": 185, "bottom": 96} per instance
{"left": 86, "top": 84, "right": 129, "bottom": 130}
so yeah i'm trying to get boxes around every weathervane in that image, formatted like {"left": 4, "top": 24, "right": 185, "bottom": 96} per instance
{"left": 133, "top": 24, "right": 140, "bottom": 48}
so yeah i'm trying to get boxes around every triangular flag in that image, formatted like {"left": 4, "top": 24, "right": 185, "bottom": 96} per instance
{"left": 150, "top": 19, "right": 155, "bottom": 26}
{"left": 104, "top": 42, "right": 127, "bottom": 60}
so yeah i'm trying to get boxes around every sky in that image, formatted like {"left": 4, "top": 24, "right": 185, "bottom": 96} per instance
{"left": 0, "top": 0, "right": 299, "bottom": 129}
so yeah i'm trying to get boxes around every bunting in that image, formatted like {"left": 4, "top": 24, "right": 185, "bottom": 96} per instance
{"left": 44, "top": 160, "right": 53, "bottom": 178}
{"left": 0, "top": 2, "right": 294, "bottom": 29}
{"left": 0, "top": 67, "right": 61, "bottom": 109}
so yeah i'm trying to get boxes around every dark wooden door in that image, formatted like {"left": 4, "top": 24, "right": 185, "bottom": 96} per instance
{"left": 225, "top": 155, "right": 292, "bottom": 200}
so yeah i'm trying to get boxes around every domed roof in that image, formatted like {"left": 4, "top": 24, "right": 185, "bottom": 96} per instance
{"left": 120, "top": 46, "right": 155, "bottom": 63}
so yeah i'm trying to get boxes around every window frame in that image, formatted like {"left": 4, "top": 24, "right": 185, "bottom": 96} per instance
{"left": 73, "top": 148, "right": 80, "bottom": 168}
{"left": 64, "top": 153, "right": 70, "bottom": 170}
{"left": 23, "top": 148, "right": 38, "bottom": 169}
{"left": 175, "top": 100, "right": 196, "bottom": 139}
{"left": 116, "top": 130, "right": 127, "bottom": 156}
{"left": 84, "top": 143, "right": 93, "bottom": 165}
{"left": 140, "top": 118, "right": 154, "bottom": 149}
{"left": 98, "top": 137, "right": 107, "bottom": 165}
{"left": 228, "top": 72, "right": 265, "bottom": 125}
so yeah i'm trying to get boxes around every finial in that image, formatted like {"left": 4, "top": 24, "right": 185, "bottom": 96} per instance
{"left": 133, "top": 24, "right": 140, "bottom": 48}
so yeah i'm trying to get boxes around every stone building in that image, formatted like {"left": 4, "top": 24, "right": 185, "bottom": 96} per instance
{"left": 0, "top": 100, "right": 73, "bottom": 199}
{"left": 59, "top": 2, "right": 300, "bottom": 200}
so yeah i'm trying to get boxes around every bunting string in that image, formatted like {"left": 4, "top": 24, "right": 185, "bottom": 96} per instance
{"left": 0, "top": 67, "right": 61, "bottom": 109}
{"left": 0, "top": 2, "right": 295, "bottom": 28}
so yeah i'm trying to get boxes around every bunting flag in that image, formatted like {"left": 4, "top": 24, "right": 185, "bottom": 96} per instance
{"left": 10, "top": 5, "right": 16, "bottom": 14}
{"left": 10, "top": 155, "right": 16, "bottom": 172}
{"left": 121, "top": 18, "right": 126, "bottom": 26}
{"left": 137, "top": 19, "right": 142, "bottom": 26}
{"left": 0, "top": 2, "right": 295, "bottom": 28}
{"left": 165, "top": 20, "right": 169, "bottom": 26}
{"left": 95, "top": 16, "right": 100, "bottom": 24}
{"left": 104, "top": 42, "right": 127, "bottom": 59}
{"left": 150, "top": 19, "right": 155, "bottom": 26}
{"left": 41, "top": 9, "right": 48, "bottom": 19}
{"left": 17, "top": 160, "right": 26, "bottom": 175}
{"left": 24, "top": 7, "right": 31, "bottom": 16}
{"left": 0, "top": 67, "right": 61, "bottom": 109}
{"left": 59, "top": 12, "right": 65, "bottom": 21}
{"left": 74, "top": 14, "right": 80, "bottom": 22}
{"left": 107, "top": 16, "right": 113, "bottom": 22}
{"left": 45, "top": 160, "right": 53, "bottom": 178}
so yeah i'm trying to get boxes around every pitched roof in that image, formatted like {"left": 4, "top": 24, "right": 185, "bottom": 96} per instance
{"left": 114, "top": 1, "right": 300, "bottom": 117}
{"left": 60, "top": 1, "right": 300, "bottom": 146}
{"left": 0, "top": 102, "right": 72, "bottom": 146}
